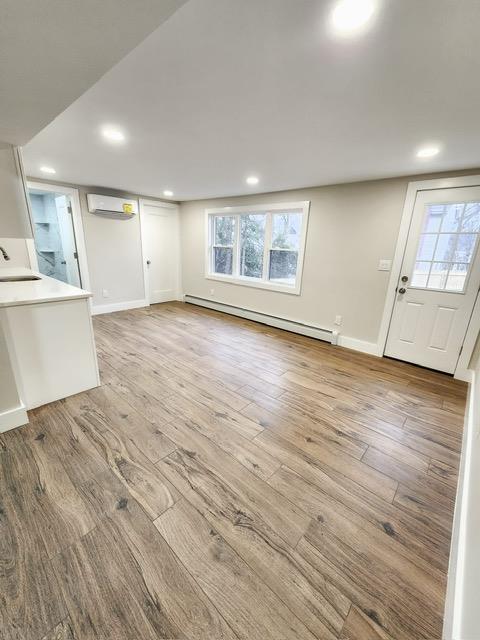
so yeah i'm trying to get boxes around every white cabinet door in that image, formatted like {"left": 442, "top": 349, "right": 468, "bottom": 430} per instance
{"left": 385, "top": 187, "right": 480, "bottom": 373}
{"left": 142, "top": 202, "right": 180, "bottom": 304}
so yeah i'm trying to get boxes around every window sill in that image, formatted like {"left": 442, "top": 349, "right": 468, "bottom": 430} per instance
{"left": 205, "top": 273, "right": 301, "bottom": 295}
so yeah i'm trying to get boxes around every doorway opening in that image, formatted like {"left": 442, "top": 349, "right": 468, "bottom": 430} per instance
{"left": 26, "top": 182, "right": 90, "bottom": 290}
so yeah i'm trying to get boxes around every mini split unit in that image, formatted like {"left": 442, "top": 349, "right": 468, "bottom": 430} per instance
{"left": 87, "top": 194, "right": 138, "bottom": 218}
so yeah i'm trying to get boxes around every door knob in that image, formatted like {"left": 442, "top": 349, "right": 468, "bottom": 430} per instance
{"left": 398, "top": 287, "right": 406, "bottom": 294}
{"left": 146, "top": 260, "right": 151, "bottom": 265}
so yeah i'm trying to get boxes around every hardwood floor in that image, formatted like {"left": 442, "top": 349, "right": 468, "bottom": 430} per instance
{"left": 0, "top": 302, "right": 466, "bottom": 640}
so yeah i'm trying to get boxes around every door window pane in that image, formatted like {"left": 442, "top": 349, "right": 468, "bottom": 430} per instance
{"left": 411, "top": 201, "right": 480, "bottom": 293}
{"left": 434, "top": 234, "right": 456, "bottom": 262}
{"left": 461, "top": 203, "right": 480, "bottom": 232}
{"left": 455, "top": 234, "right": 477, "bottom": 263}
{"left": 417, "top": 234, "right": 436, "bottom": 261}
{"left": 411, "top": 261, "right": 431, "bottom": 288}
{"left": 214, "top": 247, "right": 233, "bottom": 275}
{"left": 422, "top": 205, "right": 443, "bottom": 232}
{"left": 240, "top": 214, "right": 266, "bottom": 278}
{"left": 440, "top": 204, "right": 464, "bottom": 232}
{"left": 427, "top": 262, "right": 449, "bottom": 289}
{"left": 446, "top": 263, "right": 468, "bottom": 292}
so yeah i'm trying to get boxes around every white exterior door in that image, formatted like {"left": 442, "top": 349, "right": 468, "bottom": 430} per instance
{"left": 385, "top": 187, "right": 480, "bottom": 373}
{"left": 142, "top": 202, "right": 180, "bottom": 304}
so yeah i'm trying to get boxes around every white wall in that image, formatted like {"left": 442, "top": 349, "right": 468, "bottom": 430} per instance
{"left": 77, "top": 186, "right": 146, "bottom": 309}
{"left": 0, "top": 144, "right": 32, "bottom": 239}
{"left": 180, "top": 169, "right": 480, "bottom": 347}
{"left": 28, "top": 179, "right": 172, "bottom": 311}
{"left": 460, "top": 366, "right": 480, "bottom": 639}
{"left": 0, "top": 237, "right": 30, "bottom": 268}
{"left": 445, "top": 336, "right": 480, "bottom": 639}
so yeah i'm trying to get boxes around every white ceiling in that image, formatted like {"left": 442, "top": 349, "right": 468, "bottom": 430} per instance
{"left": 23, "top": 0, "right": 480, "bottom": 201}
{"left": 0, "top": 0, "right": 186, "bottom": 145}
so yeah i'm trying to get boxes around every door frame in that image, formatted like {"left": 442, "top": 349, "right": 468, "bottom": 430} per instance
{"left": 378, "top": 174, "right": 480, "bottom": 381}
{"left": 26, "top": 181, "right": 91, "bottom": 292}
{"left": 139, "top": 198, "right": 182, "bottom": 305}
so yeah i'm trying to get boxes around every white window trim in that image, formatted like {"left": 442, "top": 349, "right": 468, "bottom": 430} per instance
{"left": 204, "top": 201, "right": 310, "bottom": 295}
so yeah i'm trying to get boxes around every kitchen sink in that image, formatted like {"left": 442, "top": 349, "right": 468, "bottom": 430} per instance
{"left": 0, "top": 275, "right": 42, "bottom": 282}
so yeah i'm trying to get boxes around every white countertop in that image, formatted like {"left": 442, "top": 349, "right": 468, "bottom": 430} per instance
{"left": 0, "top": 268, "right": 92, "bottom": 308}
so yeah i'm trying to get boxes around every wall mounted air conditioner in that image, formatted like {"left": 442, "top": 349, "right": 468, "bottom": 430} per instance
{"left": 87, "top": 194, "right": 138, "bottom": 219}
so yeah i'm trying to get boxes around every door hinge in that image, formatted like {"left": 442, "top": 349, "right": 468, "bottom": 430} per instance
{"left": 73, "top": 251, "right": 78, "bottom": 259}
{"left": 459, "top": 345, "right": 463, "bottom": 356}
{"left": 67, "top": 205, "right": 73, "bottom": 214}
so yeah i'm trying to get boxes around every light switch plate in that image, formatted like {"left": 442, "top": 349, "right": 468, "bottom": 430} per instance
{"left": 378, "top": 259, "right": 392, "bottom": 271}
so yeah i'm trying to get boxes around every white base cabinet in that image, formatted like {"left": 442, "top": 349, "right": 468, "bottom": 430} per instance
{"left": 2, "top": 297, "right": 99, "bottom": 411}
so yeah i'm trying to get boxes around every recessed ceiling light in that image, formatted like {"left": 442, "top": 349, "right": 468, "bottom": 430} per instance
{"left": 416, "top": 145, "right": 441, "bottom": 159}
{"left": 40, "top": 166, "right": 56, "bottom": 174}
{"left": 101, "top": 126, "right": 125, "bottom": 143}
{"left": 246, "top": 176, "right": 259, "bottom": 186}
{"left": 163, "top": 190, "right": 174, "bottom": 197}
{"left": 330, "top": 0, "right": 377, "bottom": 36}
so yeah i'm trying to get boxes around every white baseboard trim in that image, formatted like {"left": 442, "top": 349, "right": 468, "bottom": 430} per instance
{"left": 0, "top": 405, "right": 29, "bottom": 433}
{"left": 184, "top": 295, "right": 344, "bottom": 345}
{"left": 185, "top": 296, "right": 383, "bottom": 357}
{"left": 338, "top": 335, "right": 382, "bottom": 356}
{"left": 91, "top": 299, "right": 148, "bottom": 316}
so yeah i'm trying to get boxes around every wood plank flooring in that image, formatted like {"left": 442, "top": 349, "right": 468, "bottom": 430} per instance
{"left": 0, "top": 302, "right": 466, "bottom": 639}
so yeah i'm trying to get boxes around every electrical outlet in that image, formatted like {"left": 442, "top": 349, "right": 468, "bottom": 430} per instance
{"left": 334, "top": 315, "right": 342, "bottom": 326}
{"left": 102, "top": 288, "right": 109, "bottom": 298}
{"left": 210, "top": 288, "right": 215, "bottom": 296}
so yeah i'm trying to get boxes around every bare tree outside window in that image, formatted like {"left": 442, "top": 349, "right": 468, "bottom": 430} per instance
{"left": 240, "top": 214, "right": 265, "bottom": 278}
{"left": 269, "top": 212, "right": 301, "bottom": 284}
{"left": 411, "top": 202, "right": 480, "bottom": 291}
{"left": 208, "top": 202, "right": 309, "bottom": 292}
{"left": 213, "top": 216, "right": 235, "bottom": 274}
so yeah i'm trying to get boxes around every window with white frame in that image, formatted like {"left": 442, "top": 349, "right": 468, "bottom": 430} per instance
{"left": 206, "top": 201, "right": 309, "bottom": 294}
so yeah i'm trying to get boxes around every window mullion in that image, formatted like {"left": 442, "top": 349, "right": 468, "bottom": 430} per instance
{"left": 209, "top": 215, "right": 214, "bottom": 273}
{"left": 263, "top": 212, "right": 272, "bottom": 282}
{"left": 234, "top": 214, "right": 241, "bottom": 277}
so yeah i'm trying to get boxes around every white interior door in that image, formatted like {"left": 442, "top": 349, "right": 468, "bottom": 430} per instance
{"left": 142, "top": 202, "right": 180, "bottom": 304}
{"left": 385, "top": 187, "right": 480, "bottom": 373}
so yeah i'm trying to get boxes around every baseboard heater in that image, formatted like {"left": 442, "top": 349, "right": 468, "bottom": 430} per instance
{"left": 184, "top": 295, "right": 338, "bottom": 345}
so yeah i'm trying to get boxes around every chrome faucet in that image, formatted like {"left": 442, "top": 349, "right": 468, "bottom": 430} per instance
{"left": 0, "top": 246, "right": 10, "bottom": 261}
